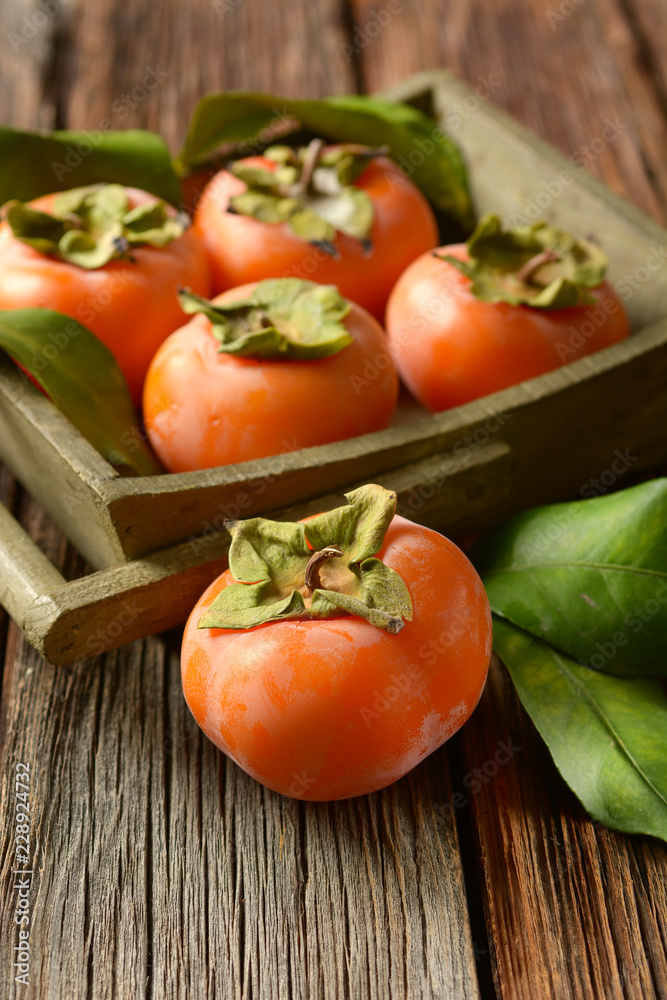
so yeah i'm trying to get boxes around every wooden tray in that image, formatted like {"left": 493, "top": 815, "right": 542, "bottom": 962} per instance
{"left": 2, "top": 69, "right": 667, "bottom": 664}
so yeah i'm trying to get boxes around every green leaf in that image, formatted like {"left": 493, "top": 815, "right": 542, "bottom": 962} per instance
{"left": 0, "top": 309, "right": 162, "bottom": 475}
{"left": 198, "top": 483, "right": 412, "bottom": 633}
{"left": 493, "top": 617, "right": 667, "bottom": 842}
{"left": 0, "top": 126, "right": 182, "bottom": 207}
{"left": 5, "top": 185, "right": 186, "bottom": 269}
{"left": 175, "top": 91, "right": 473, "bottom": 227}
{"left": 178, "top": 280, "right": 353, "bottom": 360}
{"left": 472, "top": 480, "right": 667, "bottom": 677}
{"left": 439, "top": 213, "right": 608, "bottom": 309}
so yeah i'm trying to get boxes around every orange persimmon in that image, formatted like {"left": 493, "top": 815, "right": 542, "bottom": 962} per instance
{"left": 181, "top": 485, "right": 492, "bottom": 800}
{"left": 0, "top": 184, "right": 210, "bottom": 402}
{"left": 386, "top": 216, "right": 631, "bottom": 412}
{"left": 193, "top": 143, "right": 439, "bottom": 320}
{"left": 143, "top": 278, "right": 398, "bottom": 472}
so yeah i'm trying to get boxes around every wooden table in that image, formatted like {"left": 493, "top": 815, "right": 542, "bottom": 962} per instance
{"left": 1, "top": 1, "right": 666, "bottom": 997}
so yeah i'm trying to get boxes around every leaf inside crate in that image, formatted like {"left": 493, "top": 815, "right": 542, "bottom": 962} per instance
{"left": 0, "top": 309, "right": 162, "bottom": 476}
{"left": 175, "top": 91, "right": 474, "bottom": 229}
{"left": 0, "top": 126, "right": 182, "bottom": 207}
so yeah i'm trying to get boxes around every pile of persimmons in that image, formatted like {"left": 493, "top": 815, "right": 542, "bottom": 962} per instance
{"left": 0, "top": 130, "right": 629, "bottom": 475}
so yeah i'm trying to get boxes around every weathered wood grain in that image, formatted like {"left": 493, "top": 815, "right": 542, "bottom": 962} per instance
{"left": 0, "top": 437, "right": 510, "bottom": 663}
{"left": 0, "top": 3, "right": 483, "bottom": 999}
{"left": 0, "top": 610, "right": 482, "bottom": 999}
{"left": 356, "top": 9, "right": 667, "bottom": 1000}
{"left": 350, "top": 0, "right": 667, "bottom": 221}
{"left": 458, "top": 658, "right": 667, "bottom": 1000}
{"left": 2, "top": 1, "right": 667, "bottom": 998}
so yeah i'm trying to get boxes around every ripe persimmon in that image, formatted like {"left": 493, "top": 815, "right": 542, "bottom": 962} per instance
{"left": 193, "top": 142, "right": 439, "bottom": 320}
{"left": 0, "top": 183, "right": 210, "bottom": 402}
{"left": 143, "top": 278, "right": 398, "bottom": 472}
{"left": 386, "top": 215, "right": 630, "bottom": 412}
{"left": 181, "top": 484, "right": 492, "bottom": 800}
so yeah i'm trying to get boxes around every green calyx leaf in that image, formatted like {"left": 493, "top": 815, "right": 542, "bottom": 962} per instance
{"left": 228, "top": 140, "right": 378, "bottom": 250}
{"left": 4, "top": 184, "right": 187, "bottom": 269}
{"left": 471, "top": 479, "right": 667, "bottom": 678}
{"left": 178, "top": 279, "right": 353, "bottom": 360}
{"left": 493, "top": 618, "right": 667, "bottom": 842}
{"left": 438, "top": 213, "right": 608, "bottom": 309}
{"left": 0, "top": 308, "right": 162, "bottom": 475}
{"left": 198, "top": 483, "right": 413, "bottom": 634}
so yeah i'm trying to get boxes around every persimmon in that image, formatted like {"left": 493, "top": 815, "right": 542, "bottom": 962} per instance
{"left": 386, "top": 214, "right": 631, "bottom": 412}
{"left": 193, "top": 141, "right": 439, "bottom": 320}
{"left": 143, "top": 278, "right": 398, "bottom": 472}
{"left": 181, "top": 484, "right": 492, "bottom": 800}
{"left": 0, "top": 183, "right": 210, "bottom": 402}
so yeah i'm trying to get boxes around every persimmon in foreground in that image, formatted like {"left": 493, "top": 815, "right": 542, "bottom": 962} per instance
{"left": 193, "top": 141, "right": 439, "bottom": 320}
{"left": 386, "top": 214, "right": 631, "bottom": 412}
{"left": 181, "top": 484, "right": 492, "bottom": 800}
{"left": 143, "top": 278, "right": 398, "bottom": 472}
{"left": 0, "top": 183, "right": 210, "bottom": 402}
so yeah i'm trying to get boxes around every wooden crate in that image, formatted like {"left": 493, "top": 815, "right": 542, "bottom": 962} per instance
{"left": 1, "top": 69, "right": 667, "bottom": 664}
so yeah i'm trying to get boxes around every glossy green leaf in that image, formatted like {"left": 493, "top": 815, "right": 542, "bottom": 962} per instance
{"left": 175, "top": 91, "right": 473, "bottom": 227}
{"left": 0, "top": 309, "right": 162, "bottom": 475}
{"left": 493, "top": 617, "right": 667, "bottom": 842}
{"left": 0, "top": 126, "right": 182, "bottom": 207}
{"left": 472, "top": 480, "right": 667, "bottom": 677}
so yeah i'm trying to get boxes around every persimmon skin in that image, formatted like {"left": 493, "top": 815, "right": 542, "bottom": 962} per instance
{"left": 386, "top": 244, "right": 631, "bottom": 412}
{"left": 143, "top": 282, "right": 399, "bottom": 472}
{"left": 181, "top": 515, "right": 492, "bottom": 801}
{"left": 0, "top": 187, "right": 211, "bottom": 403}
{"left": 193, "top": 154, "right": 440, "bottom": 320}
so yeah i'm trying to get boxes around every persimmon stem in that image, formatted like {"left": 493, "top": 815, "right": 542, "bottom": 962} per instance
{"left": 516, "top": 247, "right": 561, "bottom": 284}
{"left": 305, "top": 545, "right": 344, "bottom": 594}
{"left": 298, "top": 138, "right": 325, "bottom": 192}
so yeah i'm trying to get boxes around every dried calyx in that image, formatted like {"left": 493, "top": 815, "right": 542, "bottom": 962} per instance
{"left": 3, "top": 183, "right": 187, "bottom": 269}
{"left": 437, "top": 213, "right": 608, "bottom": 309}
{"left": 178, "top": 278, "right": 354, "bottom": 360}
{"left": 198, "top": 484, "right": 413, "bottom": 634}
{"left": 227, "top": 140, "right": 387, "bottom": 256}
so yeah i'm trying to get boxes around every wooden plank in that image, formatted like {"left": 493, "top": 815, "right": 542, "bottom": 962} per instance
{"left": 458, "top": 657, "right": 667, "bottom": 1000}
{"left": 0, "top": 359, "right": 124, "bottom": 568}
{"left": 0, "top": 437, "right": 509, "bottom": 663}
{"left": 0, "top": 500, "right": 65, "bottom": 628}
{"left": 350, "top": 0, "right": 667, "bottom": 221}
{"left": 0, "top": 3, "right": 482, "bottom": 1000}
{"left": 354, "top": 6, "right": 667, "bottom": 1000}
{"left": 0, "top": 613, "right": 480, "bottom": 1000}
{"left": 0, "top": 0, "right": 66, "bottom": 128}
